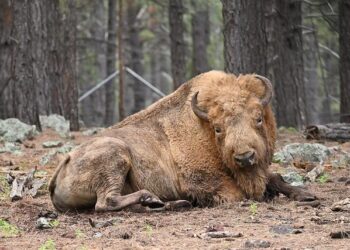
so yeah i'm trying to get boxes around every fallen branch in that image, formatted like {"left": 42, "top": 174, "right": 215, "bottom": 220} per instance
{"left": 199, "top": 231, "right": 243, "bottom": 239}
{"left": 9, "top": 168, "right": 46, "bottom": 201}
{"left": 304, "top": 123, "right": 350, "bottom": 141}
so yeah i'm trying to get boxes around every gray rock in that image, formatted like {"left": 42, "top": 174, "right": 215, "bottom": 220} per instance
{"left": 270, "top": 224, "right": 293, "bottom": 234}
{"left": 57, "top": 142, "right": 75, "bottom": 154}
{"left": 36, "top": 217, "right": 52, "bottom": 229}
{"left": 39, "top": 114, "right": 70, "bottom": 137}
{"left": 93, "top": 232, "right": 103, "bottom": 238}
{"left": 0, "top": 142, "right": 22, "bottom": 155}
{"left": 82, "top": 127, "right": 103, "bottom": 136}
{"left": 274, "top": 143, "right": 331, "bottom": 164}
{"left": 244, "top": 239, "right": 271, "bottom": 248}
{"left": 0, "top": 118, "right": 37, "bottom": 143}
{"left": 331, "top": 154, "right": 350, "bottom": 169}
{"left": 282, "top": 171, "right": 304, "bottom": 186}
{"left": 39, "top": 142, "right": 75, "bottom": 165}
{"left": 42, "top": 141, "right": 63, "bottom": 148}
{"left": 39, "top": 150, "right": 57, "bottom": 166}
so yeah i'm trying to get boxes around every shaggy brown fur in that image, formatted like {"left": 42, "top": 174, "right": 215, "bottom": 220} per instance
{"left": 49, "top": 71, "right": 315, "bottom": 212}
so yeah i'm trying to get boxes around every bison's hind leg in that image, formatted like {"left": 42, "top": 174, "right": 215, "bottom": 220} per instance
{"left": 93, "top": 140, "right": 165, "bottom": 212}
{"left": 95, "top": 189, "right": 165, "bottom": 212}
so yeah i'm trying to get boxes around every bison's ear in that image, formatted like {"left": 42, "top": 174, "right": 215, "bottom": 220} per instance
{"left": 191, "top": 92, "right": 209, "bottom": 121}
{"left": 254, "top": 75, "right": 273, "bottom": 106}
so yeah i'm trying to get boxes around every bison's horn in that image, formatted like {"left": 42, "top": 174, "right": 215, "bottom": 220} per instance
{"left": 191, "top": 92, "right": 209, "bottom": 121}
{"left": 255, "top": 75, "right": 273, "bottom": 106}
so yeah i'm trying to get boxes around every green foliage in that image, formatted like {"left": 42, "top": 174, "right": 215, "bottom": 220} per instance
{"left": 0, "top": 219, "right": 20, "bottom": 237}
{"left": 140, "top": 30, "right": 155, "bottom": 41}
{"left": 317, "top": 173, "right": 329, "bottom": 184}
{"left": 278, "top": 126, "right": 298, "bottom": 133}
{"left": 144, "top": 224, "right": 153, "bottom": 237}
{"left": 39, "top": 239, "right": 56, "bottom": 250}
{"left": 249, "top": 202, "right": 258, "bottom": 216}
{"left": 0, "top": 175, "right": 11, "bottom": 201}
{"left": 75, "top": 229, "right": 85, "bottom": 239}
{"left": 272, "top": 153, "right": 283, "bottom": 163}
{"left": 49, "top": 220, "right": 59, "bottom": 228}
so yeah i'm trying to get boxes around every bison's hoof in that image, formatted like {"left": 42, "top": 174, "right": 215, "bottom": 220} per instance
{"left": 165, "top": 200, "right": 192, "bottom": 211}
{"left": 140, "top": 195, "right": 165, "bottom": 209}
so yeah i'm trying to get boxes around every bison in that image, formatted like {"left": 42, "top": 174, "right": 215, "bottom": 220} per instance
{"left": 49, "top": 71, "right": 315, "bottom": 212}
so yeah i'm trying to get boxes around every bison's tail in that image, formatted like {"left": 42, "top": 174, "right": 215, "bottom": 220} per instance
{"left": 48, "top": 155, "right": 70, "bottom": 198}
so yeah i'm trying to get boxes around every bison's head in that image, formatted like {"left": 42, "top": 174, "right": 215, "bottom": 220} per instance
{"left": 191, "top": 73, "right": 276, "bottom": 173}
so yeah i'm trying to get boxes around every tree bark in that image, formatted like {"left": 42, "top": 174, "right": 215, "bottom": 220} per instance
{"left": 0, "top": 0, "right": 48, "bottom": 129}
{"left": 105, "top": 0, "right": 117, "bottom": 126}
{"left": 61, "top": 0, "right": 79, "bottom": 131}
{"left": 339, "top": 0, "right": 350, "bottom": 122}
{"left": 118, "top": 0, "right": 125, "bottom": 121}
{"left": 169, "top": 0, "right": 186, "bottom": 89}
{"left": 78, "top": 1, "right": 107, "bottom": 127}
{"left": 303, "top": 30, "right": 319, "bottom": 124}
{"left": 127, "top": 0, "right": 146, "bottom": 114}
{"left": 265, "top": 0, "right": 305, "bottom": 128}
{"left": 302, "top": 5, "right": 320, "bottom": 125}
{"left": 191, "top": 1, "right": 210, "bottom": 76}
{"left": 221, "top": 0, "right": 267, "bottom": 75}
{"left": 0, "top": 0, "right": 79, "bottom": 130}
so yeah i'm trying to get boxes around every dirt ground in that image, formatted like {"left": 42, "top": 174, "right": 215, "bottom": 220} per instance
{"left": 0, "top": 129, "right": 349, "bottom": 249}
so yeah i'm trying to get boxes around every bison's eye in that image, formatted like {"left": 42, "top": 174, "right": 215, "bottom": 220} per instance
{"left": 257, "top": 116, "right": 263, "bottom": 126}
{"left": 214, "top": 127, "right": 222, "bottom": 134}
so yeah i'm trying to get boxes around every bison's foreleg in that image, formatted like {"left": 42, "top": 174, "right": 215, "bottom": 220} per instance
{"left": 265, "top": 172, "right": 317, "bottom": 201}
{"left": 95, "top": 189, "right": 165, "bottom": 212}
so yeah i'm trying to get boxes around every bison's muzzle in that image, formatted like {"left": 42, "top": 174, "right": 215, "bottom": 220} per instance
{"left": 234, "top": 150, "right": 256, "bottom": 168}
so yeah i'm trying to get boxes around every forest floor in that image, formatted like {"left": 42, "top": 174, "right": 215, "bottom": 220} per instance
{"left": 0, "top": 128, "right": 349, "bottom": 250}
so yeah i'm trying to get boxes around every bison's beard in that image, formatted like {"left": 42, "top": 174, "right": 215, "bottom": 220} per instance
{"left": 223, "top": 152, "right": 269, "bottom": 200}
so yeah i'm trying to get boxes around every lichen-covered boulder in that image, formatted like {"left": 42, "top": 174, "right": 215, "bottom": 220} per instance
{"left": 39, "top": 115, "right": 70, "bottom": 137}
{"left": 0, "top": 118, "right": 37, "bottom": 143}
{"left": 273, "top": 143, "right": 332, "bottom": 164}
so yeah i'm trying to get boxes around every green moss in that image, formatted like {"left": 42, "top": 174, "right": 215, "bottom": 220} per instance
{"left": 39, "top": 239, "right": 56, "bottom": 250}
{"left": 317, "top": 173, "right": 330, "bottom": 184}
{"left": 0, "top": 219, "right": 20, "bottom": 237}
{"left": 249, "top": 202, "right": 258, "bottom": 216}
{"left": 0, "top": 175, "right": 11, "bottom": 201}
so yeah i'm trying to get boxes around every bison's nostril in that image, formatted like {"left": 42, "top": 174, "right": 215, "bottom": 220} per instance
{"left": 234, "top": 151, "right": 255, "bottom": 167}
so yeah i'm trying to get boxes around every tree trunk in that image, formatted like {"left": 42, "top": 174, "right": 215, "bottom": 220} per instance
{"left": 118, "top": 0, "right": 125, "bottom": 121}
{"left": 78, "top": 1, "right": 107, "bottom": 127}
{"left": 61, "top": 0, "right": 79, "bottom": 131}
{"left": 127, "top": 0, "right": 146, "bottom": 114}
{"left": 169, "top": 0, "right": 186, "bottom": 89}
{"left": 0, "top": 0, "right": 51, "bottom": 129}
{"left": 303, "top": 30, "right": 319, "bottom": 124}
{"left": 105, "top": 0, "right": 117, "bottom": 126}
{"left": 191, "top": 1, "right": 210, "bottom": 76}
{"left": 302, "top": 4, "right": 320, "bottom": 125}
{"left": 0, "top": 0, "right": 79, "bottom": 130}
{"left": 221, "top": 0, "right": 267, "bottom": 75}
{"left": 265, "top": 0, "right": 305, "bottom": 128}
{"left": 339, "top": 0, "right": 350, "bottom": 123}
